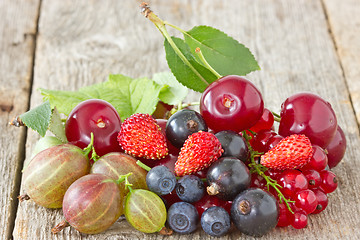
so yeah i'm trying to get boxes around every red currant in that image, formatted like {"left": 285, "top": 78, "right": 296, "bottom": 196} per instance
{"left": 277, "top": 169, "right": 308, "bottom": 198}
{"left": 312, "top": 188, "right": 328, "bottom": 214}
{"left": 250, "top": 130, "right": 277, "bottom": 153}
{"left": 301, "top": 145, "right": 328, "bottom": 171}
{"left": 302, "top": 169, "right": 321, "bottom": 189}
{"left": 277, "top": 203, "right": 291, "bottom": 227}
{"left": 200, "top": 75, "right": 264, "bottom": 133}
{"left": 65, "top": 99, "right": 122, "bottom": 156}
{"left": 319, "top": 170, "right": 338, "bottom": 193}
{"left": 290, "top": 209, "right": 308, "bottom": 229}
{"left": 279, "top": 92, "right": 337, "bottom": 149}
{"left": 294, "top": 189, "right": 318, "bottom": 214}
{"left": 249, "top": 108, "right": 274, "bottom": 133}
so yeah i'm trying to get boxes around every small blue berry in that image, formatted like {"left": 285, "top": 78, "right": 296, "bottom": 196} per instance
{"left": 176, "top": 175, "right": 205, "bottom": 202}
{"left": 146, "top": 166, "right": 176, "bottom": 195}
{"left": 201, "top": 206, "right": 231, "bottom": 237}
{"left": 167, "top": 202, "right": 199, "bottom": 234}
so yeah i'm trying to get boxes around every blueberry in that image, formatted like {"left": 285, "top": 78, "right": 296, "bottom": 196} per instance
{"left": 201, "top": 206, "right": 231, "bottom": 237}
{"left": 231, "top": 188, "right": 279, "bottom": 237}
{"left": 176, "top": 175, "right": 205, "bottom": 202}
{"left": 146, "top": 166, "right": 176, "bottom": 195}
{"left": 166, "top": 109, "right": 208, "bottom": 149}
{"left": 214, "top": 130, "right": 249, "bottom": 161}
{"left": 167, "top": 202, "right": 199, "bottom": 234}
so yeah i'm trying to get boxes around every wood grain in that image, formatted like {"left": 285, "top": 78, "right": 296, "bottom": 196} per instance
{"left": 0, "top": 0, "right": 40, "bottom": 239}
{"left": 322, "top": 0, "right": 360, "bottom": 127}
{"left": 10, "top": 0, "right": 360, "bottom": 239}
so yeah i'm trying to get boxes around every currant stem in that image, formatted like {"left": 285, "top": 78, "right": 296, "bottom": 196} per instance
{"left": 140, "top": 3, "right": 209, "bottom": 86}
{"left": 242, "top": 131, "right": 294, "bottom": 214}
{"left": 195, "top": 47, "right": 222, "bottom": 79}
{"left": 136, "top": 160, "right": 152, "bottom": 172}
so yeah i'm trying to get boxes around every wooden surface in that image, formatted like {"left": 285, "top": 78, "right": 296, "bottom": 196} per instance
{"left": 0, "top": 0, "right": 359, "bottom": 239}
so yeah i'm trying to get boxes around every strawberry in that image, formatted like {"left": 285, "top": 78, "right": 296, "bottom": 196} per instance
{"left": 175, "top": 131, "right": 223, "bottom": 177}
{"left": 260, "top": 134, "right": 313, "bottom": 170}
{"left": 117, "top": 113, "right": 168, "bottom": 160}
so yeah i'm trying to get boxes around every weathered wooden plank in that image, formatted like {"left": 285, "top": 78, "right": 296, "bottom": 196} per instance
{"left": 322, "top": 0, "right": 360, "bottom": 127}
{"left": 13, "top": 0, "right": 360, "bottom": 239}
{"left": 0, "top": 0, "right": 40, "bottom": 239}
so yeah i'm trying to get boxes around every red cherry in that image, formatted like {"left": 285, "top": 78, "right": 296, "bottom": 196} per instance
{"left": 200, "top": 75, "right": 264, "bottom": 133}
{"left": 279, "top": 92, "right": 337, "bottom": 149}
{"left": 326, "top": 125, "right": 346, "bottom": 168}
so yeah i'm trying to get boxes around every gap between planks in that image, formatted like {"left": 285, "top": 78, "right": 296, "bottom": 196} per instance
{"left": 320, "top": 0, "right": 360, "bottom": 133}
{"left": 6, "top": 1, "right": 43, "bottom": 239}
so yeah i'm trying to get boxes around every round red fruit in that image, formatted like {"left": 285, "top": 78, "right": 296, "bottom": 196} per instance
{"left": 326, "top": 125, "right": 346, "bottom": 168}
{"left": 65, "top": 99, "right": 122, "bottom": 156}
{"left": 279, "top": 92, "right": 337, "bottom": 149}
{"left": 200, "top": 75, "right": 264, "bottom": 133}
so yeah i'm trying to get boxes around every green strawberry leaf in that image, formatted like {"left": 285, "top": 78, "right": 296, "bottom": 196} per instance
{"left": 152, "top": 72, "right": 188, "bottom": 105}
{"left": 184, "top": 25, "right": 260, "bottom": 76}
{"left": 48, "top": 107, "right": 67, "bottom": 143}
{"left": 39, "top": 74, "right": 163, "bottom": 120}
{"left": 164, "top": 37, "right": 218, "bottom": 92}
{"left": 19, "top": 101, "right": 52, "bottom": 137}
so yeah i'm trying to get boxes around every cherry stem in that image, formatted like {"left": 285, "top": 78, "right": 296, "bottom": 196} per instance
{"left": 51, "top": 220, "right": 70, "bottom": 234}
{"left": 195, "top": 47, "right": 222, "bottom": 79}
{"left": 272, "top": 111, "right": 281, "bottom": 122}
{"left": 136, "top": 160, "right": 152, "bottom": 172}
{"left": 140, "top": 2, "right": 209, "bottom": 86}
{"left": 169, "top": 101, "right": 200, "bottom": 116}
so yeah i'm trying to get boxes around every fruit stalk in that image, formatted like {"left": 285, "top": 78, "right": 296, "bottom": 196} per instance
{"left": 140, "top": 2, "right": 209, "bottom": 86}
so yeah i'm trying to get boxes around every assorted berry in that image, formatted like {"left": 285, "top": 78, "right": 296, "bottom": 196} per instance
{"left": 174, "top": 131, "right": 223, "bottom": 177}
{"left": 16, "top": 4, "right": 347, "bottom": 238}
{"left": 117, "top": 113, "right": 168, "bottom": 160}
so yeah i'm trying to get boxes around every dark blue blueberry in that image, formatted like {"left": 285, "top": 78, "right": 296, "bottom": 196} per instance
{"left": 231, "top": 188, "right": 279, "bottom": 237}
{"left": 176, "top": 175, "right": 205, "bottom": 202}
{"left": 167, "top": 202, "right": 199, "bottom": 234}
{"left": 146, "top": 165, "right": 176, "bottom": 195}
{"left": 166, "top": 109, "right": 208, "bottom": 149}
{"left": 201, "top": 206, "right": 231, "bottom": 237}
{"left": 214, "top": 130, "right": 249, "bottom": 161}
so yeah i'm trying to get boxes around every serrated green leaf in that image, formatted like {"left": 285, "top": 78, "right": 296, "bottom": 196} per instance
{"left": 39, "top": 74, "right": 163, "bottom": 120}
{"left": 164, "top": 37, "right": 218, "bottom": 92}
{"left": 184, "top": 26, "right": 260, "bottom": 76}
{"left": 48, "top": 107, "right": 67, "bottom": 143}
{"left": 152, "top": 72, "right": 188, "bottom": 105}
{"left": 20, "top": 101, "right": 52, "bottom": 137}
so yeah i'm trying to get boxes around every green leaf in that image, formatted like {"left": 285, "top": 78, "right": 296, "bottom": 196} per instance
{"left": 39, "top": 74, "right": 163, "bottom": 120}
{"left": 184, "top": 26, "right": 260, "bottom": 76}
{"left": 48, "top": 107, "right": 67, "bottom": 143}
{"left": 20, "top": 101, "right": 52, "bottom": 137}
{"left": 164, "top": 37, "right": 218, "bottom": 92}
{"left": 152, "top": 72, "right": 188, "bottom": 105}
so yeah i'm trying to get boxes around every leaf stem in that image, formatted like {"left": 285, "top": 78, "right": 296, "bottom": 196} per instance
{"left": 195, "top": 47, "right": 222, "bottom": 79}
{"left": 136, "top": 160, "right": 152, "bottom": 172}
{"left": 140, "top": 3, "right": 209, "bottom": 86}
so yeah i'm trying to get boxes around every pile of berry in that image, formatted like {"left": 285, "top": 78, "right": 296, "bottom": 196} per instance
{"left": 19, "top": 75, "right": 346, "bottom": 237}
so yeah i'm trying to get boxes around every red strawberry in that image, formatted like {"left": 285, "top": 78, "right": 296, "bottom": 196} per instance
{"left": 260, "top": 134, "right": 313, "bottom": 170}
{"left": 175, "top": 131, "right": 223, "bottom": 177}
{"left": 117, "top": 113, "right": 168, "bottom": 160}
